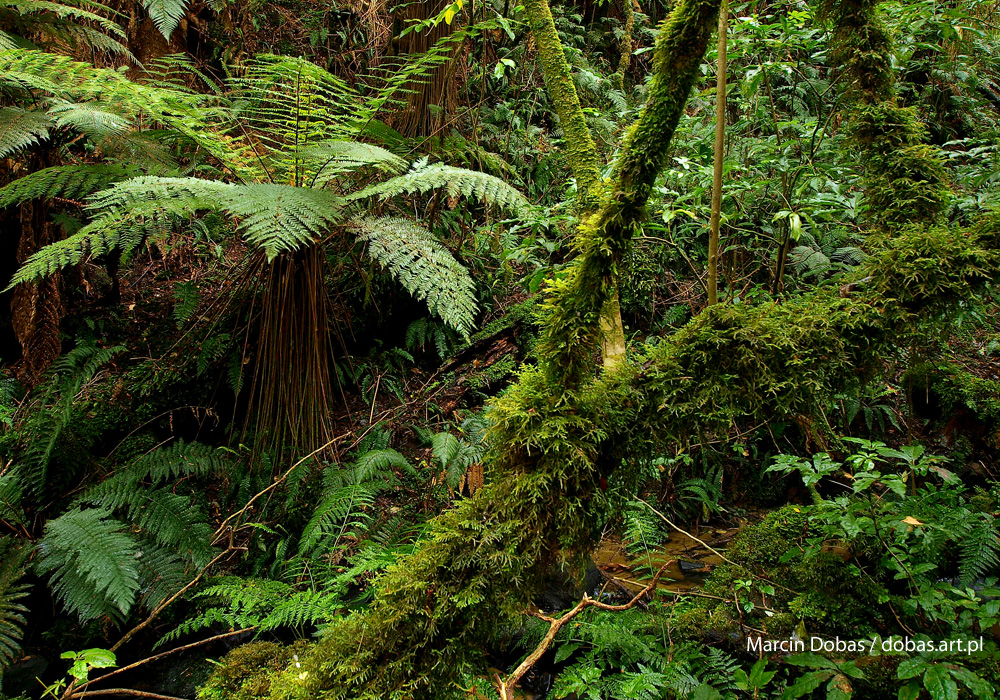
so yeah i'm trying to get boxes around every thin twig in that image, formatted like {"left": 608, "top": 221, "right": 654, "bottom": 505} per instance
{"left": 78, "top": 628, "right": 257, "bottom": 691}
{"left": 634, "top": 497, "right": 736, "bottom": 565}
{"left": 496, "top": 561, "right": 675, "bottom": 700}
{"left": 71, "top": 690, "right": 186, "bottom": 700}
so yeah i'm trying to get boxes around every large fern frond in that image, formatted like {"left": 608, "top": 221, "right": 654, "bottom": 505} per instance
{"left": 0, "top": 164, "right": 140, "bottom": 209}
{"left": 298, "top": 484, "right": 377, "bottom": 557}
{"left": 959, "top": 513, "right": 1000, "bottom": 586}
{"left": 37, "top": 507, "right": 141, "bottom": 621}
{"left": 351, "top": 216, "right": 478, "bottom": 337}
{"left": 301, "top": 140, "right": 408, "bottom": 186}
{"left": 0, "top": 467, "right": 25, "bottom": 528}
{"left": 6, "top": 177, "right": 344, "bottom": 287}
{"left": 350, "top": 160, "right": 530, "bottom": 217}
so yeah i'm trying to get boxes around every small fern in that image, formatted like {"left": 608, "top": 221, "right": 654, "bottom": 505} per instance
{"left": 959, "top": 512, "right": 1000, "bottom": 586}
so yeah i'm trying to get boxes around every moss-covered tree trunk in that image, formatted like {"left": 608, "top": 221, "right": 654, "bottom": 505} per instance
{"left": 613, "top": 0, "right": 635, "bottom": 92}
{"left": 522, "top": 0, "right": 627, "bottom": 368}
{"left": 278, "top": 3, "right": 724, "bottom": 698}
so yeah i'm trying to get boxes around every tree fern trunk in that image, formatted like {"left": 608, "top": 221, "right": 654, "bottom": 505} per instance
{"left": 391, "top": 0, "right": 461, "bottom": 139}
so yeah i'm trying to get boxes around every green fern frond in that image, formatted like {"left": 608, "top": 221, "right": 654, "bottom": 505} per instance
{"left": 259, "top": 589, "right": 341, "bottom": 632}
{"left": 21, "top": 343, "right": 121, "bottom": 493}
{"left": 351, "top": 445, "right": 415, "bottom": 483}
{"left": 37, "top": 507, "right": 141, "bottom": 621}
{"left": 130, "top": 439, "right": 228, "bottom": 482}
{"left": 298, "top": 484, "right": 377, "bottom": 556}
{"left": 0, "top": 467, "right": 25, "bottom": 527}
{"left": 7, "top": 177, "right": 344, "bottom": 288}
{"left": 141, "top": 0, "right": 189, "bottom": 40}
{"left": 48, "top": 100, "right": 130, "bottom": 139}
{"left": 1, "top": 0, "right": 127, "bottom": 41}
{"left": 351, "top": 216, "right": 478, "bottom": 337}
{"left": 301, "top": 140, "right": 408, "bottom": 185}
{"left": 0, "top": 107, "right": 51, "bottom": 158}
{"left": 959, "top": 513, "right": 1000, "bottom": 586}
{"left": 136, "top": 544, "right": 190, "bottom": 610}
{"left": 0, "top": 164, "right": 140, "bottom": 209}
{"left": 351, "top": 160, "right": 530, "bottom": 217}
{"left": 0, "top": 537, "right": 30, "bottom": 669}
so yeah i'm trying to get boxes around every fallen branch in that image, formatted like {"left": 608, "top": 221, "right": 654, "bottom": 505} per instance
{"left": 75, "top": 627, "right": 258, "bottom": 693}
{"left": 495, "top": 560, "right": 675, "bottom": 700}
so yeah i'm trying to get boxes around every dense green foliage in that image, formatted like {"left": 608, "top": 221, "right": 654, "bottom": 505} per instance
{"left": 1, "top": 1, "right": 1000, "bottom": 700}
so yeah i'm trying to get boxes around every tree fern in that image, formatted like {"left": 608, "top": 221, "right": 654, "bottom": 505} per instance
{"left": 0, "top": 537, "right": 30, "bottom": 669}
{"left": 351, "top": 216, "right": 478, "bottom": 337}
{"left": 37, "top": 507, "right": 141, "bottom": 622}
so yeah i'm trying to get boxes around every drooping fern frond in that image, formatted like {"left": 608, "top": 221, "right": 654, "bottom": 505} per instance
{"left": 21, "top": 342, "right": 122, "bottom": 494}
{"left": 0, "top": 164, "right": 140, "bottom": 209}
{"left": 37, "top": 507, "right": 141, "bottom": 622}
{"left": 48, "top": 99, "right": 130, "bottom": 139}
{"left": 129, "top": 439, "right": 229, "bottom": 482}
{"left": 350, "top": 159, "right": 531, "bottom": 218}
{"left": 959, "top": 513, "right": 1000, "bottom": 586}
{"left": 141, "top": 0, "right": 189, "bottom": 41}
{"left": 0, "top": 106, "right": 51, "bottom": 158}
{"left": 6, "top": 177, "right": 345, "bottom": 288}
{"left": 0, "top": 0, "right": 128, "bottom": 51}
{"left": 136, "top": 543, "right": 190, "bottom": 611}
{"left": 350, "top": 216, "right": 478, "bottom": 337}
{"left": 0, "top": 537, "right": 30, "bottom": 669}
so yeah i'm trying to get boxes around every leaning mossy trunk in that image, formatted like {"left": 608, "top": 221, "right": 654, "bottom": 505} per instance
{"left": 262, "top": 3, "right": 1000, "bottom": 698}
{"left": 269, "top": 2, "right": 725, "bottom": 698}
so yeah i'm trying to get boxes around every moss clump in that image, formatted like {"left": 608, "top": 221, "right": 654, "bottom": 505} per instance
{"left": 199, "top": 641, "right": 312, "bottom": 700}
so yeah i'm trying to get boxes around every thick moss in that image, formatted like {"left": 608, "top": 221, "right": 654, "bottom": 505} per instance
{"left": 199, "top": 641, "right": 312, "bottom": 700}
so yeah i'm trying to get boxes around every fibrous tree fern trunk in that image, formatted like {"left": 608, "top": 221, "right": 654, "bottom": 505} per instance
{"left": 390, "top": 0, "right": 461, "bottom": 138}
{"left": 280, "top": 3, "right": 723, "bottom": 698}
{"left": 245, "top": 245, "right": 336, "bottom": 461}
{"left": 12, "top": 197, "right": 62, "bottom": 383}
{"left": 522, "top": 0, "right": 627, "bottom": 368}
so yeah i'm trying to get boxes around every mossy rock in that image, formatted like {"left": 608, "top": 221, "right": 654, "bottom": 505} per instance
{"left": 198, "top": 640, "right": 312, "bottom": 700}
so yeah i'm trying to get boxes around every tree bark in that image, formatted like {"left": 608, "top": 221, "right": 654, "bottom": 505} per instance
{"left": 708, "top": 0, "right": 727, "bottom": 306}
